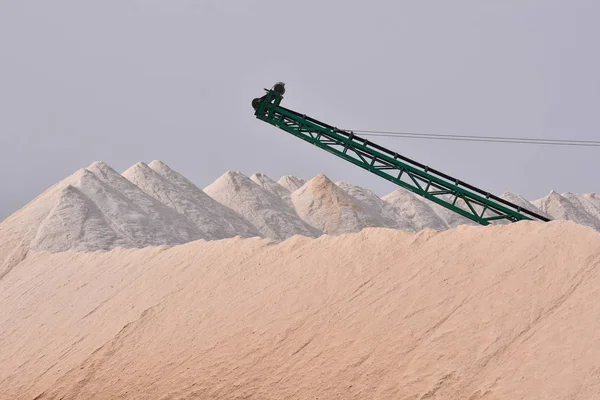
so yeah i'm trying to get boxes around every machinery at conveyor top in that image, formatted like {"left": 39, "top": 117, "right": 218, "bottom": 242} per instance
{"left": 252, "top": 82, "right": 550, "bottom": 226}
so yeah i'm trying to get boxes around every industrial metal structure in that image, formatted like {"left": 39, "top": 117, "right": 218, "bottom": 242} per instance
{"left": 252, "top": 82, "right": 550, "bottom": 226}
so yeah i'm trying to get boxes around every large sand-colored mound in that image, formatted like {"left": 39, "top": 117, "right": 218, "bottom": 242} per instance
{"left": 1, "top": 221, "right": 600, "bottom": 399}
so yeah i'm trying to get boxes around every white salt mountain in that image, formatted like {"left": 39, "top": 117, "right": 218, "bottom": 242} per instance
{"left": 250, "top": 173, "right": 292, "bottom": 206}
{"left": 4, "top": 158, "right": 600, "bottom": 282}
{"left": 582, "top": 193, "right": 600, "bottom": 216}
{"left": 124, "top": 162, "right": 259, "bottom": 240}
{"left": 32, "top": 182, "right": 126, "bottom": 252}
{"left": 277, "top": 175, "right": 306, "bottom": 192}
{"left": 204, "top": 171, "right": 320, "bottom": 240}
{"left": 291, "top": 174, "right": 394, "bottom": 235}
{"left": 383, "top": 189, "right": 449, "bottom": 231}
{"left": 0, "top": 168, "right": 89, "bottom": 278}
{"left": 561, "top": 193, "right": 600, "bottom": 229}
{"left": 335, "top": 181, "right": 414, "bottom": 231}
{"left": 85, "top": 162, "right": 202, "bottom": 243}
{"left": 500, "top": 192, "right": 551, "bottom": 221}
{"left": 533, "top": 191, "right": 600, "bottom": 230}
{"left": 532, "top": 191, "right": 600, "bottom": 230}
{"left": 0, "top": 163, "right": 204, "bottom": 279}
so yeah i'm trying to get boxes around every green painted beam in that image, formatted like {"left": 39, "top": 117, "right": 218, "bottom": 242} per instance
{"left": 252, "top": 84, "right": 550, "bottom": 226}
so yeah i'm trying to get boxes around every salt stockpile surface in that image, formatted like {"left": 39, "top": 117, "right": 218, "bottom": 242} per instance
{"left": 277, "top": 175, "right": 306, "bottom": 192}
{"left": 2, "top": 222, "right": 600, "bottom": 399}
{"left": 291, "top": 174, "right": 380, "bottom": 235}
{"left": 31, "top": 180, "right": 128, "bottom": 252}
{"left": 336, "top": 181, "right": 414, "bottom": 231}
{"left": 500, "top": 191, "right": 548, "bottom": 218}
{"left": 85, "top": 161, "right": 202, "bottom": 243}
{"left": 383, "top": 189, "right": 449, "bottom": 231}
{"left": 147, "top": 161, "right": 262, "bottom": 241}
{"left": 250, "top": 173, "right": 292, "bottom": 206}
{"left": 533, "top": 191, "right": 600, "bottom": 229}
{"left": 561, "top": 193, "right": 600, "bottom": 229}
{"left": 0, "top": 168, "right": 84, "bottom": 278}
{"left": 383, "top": 189, "right": 475, "bottom": 229}
{"left": 0, "top": 161, "right": 205, "bottom": 279}
{"left": 204, "top": 171, "right": 320, "bottom": 240}
{"left": 124, "top": 162, "right": 259, "bottom": 240}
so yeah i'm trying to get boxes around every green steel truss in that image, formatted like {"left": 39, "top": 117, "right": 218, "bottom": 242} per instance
{"left": 252, "top": 84, "right": 550, "bottom": 226}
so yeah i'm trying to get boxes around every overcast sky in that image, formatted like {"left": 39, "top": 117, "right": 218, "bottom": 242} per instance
{"left": 1, "top": 1, "right": 599, "bottom": 221}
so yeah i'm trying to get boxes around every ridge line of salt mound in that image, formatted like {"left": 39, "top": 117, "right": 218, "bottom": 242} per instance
{"left": 204, "top": 170, "right": 321, "bottom": 240}
{"left": 87, "top": 161, "right": 204, "bottom": 243}
{"left": 124, "top": 161, "right": 260, "bottom": 240}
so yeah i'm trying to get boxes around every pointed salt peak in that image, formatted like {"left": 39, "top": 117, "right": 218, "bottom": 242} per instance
{"left": 134, "top": 161, "right": 150, "bottom": 169}
{"left": 153, "top": 159, "right": 184, "bottom": 172}
{"left": 206, "top": 170, "right": 252, "bottom": 190}
{"left": 121, "top": 162, "right": 156, "bottom": 182}
{"left": 124, "top": 161, "right": 152, "bottom": 174}
{"left": 148, "top": 160, "right": 171, "bottom": 173}
{"left": 299, "top": 174, "right": 340, "bottom": 195}
{"left": 148, "top": 160, "right": 169, "bottom": 169}
{"left": 547, "top": 190, "right": 563, "bottom": 198}
{"left": 87, "top": 160, "right": 111, "bottom": 170}
{"left": 86, "top": 160, "right": 121, "bottom": 179}
{"left": 221, "top": 170, "right": 249, "bottom": 181}
{"left": 309, "top": 173, "right": 335, "bottom": 186}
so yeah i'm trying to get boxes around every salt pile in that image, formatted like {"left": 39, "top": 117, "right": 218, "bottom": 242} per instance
{"left": 0, "top": 162, "right": 203, "bottom": 279}
{"left": 500, "top": 191, "right": 548, "bottom": 217}
{"left": 561, "top": 193, "right": 600, "bottom": 229}
{"left": 250, "top": 173, "right": 292, "bottom": 206}
{"left": 533, "top": 191, "right": 600, "bottom": 230}
{"left": 291, "top": 174, "right": 386, "bottom": 235}
{"left": 2, "top": 222, "right": 600, "bottom": 399}
{"left": 336, "top": 181, "right": 414, "bottom": 231}
{"left": 277, "top": 175, "right": 306, "bottom": 192}
{"left": 204, "top": 171, "right": 320, "bottom": 240}
{"left": 383, "top": 189, "right": 449, "bottom": 231}
{"left": 0, "top": 168, "right": 83, "bottom": 278}
{"left": 123, "top": 162, "right": 259, "bottom": 240}
{"left": 31, "top": 184, "right": 123, "bottom": 252}
{"left": 4, "top": 158, "right": 600, "bottom": 283}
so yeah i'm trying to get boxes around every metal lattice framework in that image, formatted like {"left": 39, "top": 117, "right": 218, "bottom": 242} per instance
{"left": 253, "top": 84, "right": 550, "bottom": 226}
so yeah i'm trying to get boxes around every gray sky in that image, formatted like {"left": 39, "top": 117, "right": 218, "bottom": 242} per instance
{"left": 1, "top": 0, "right": 599, "bottom": 221}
